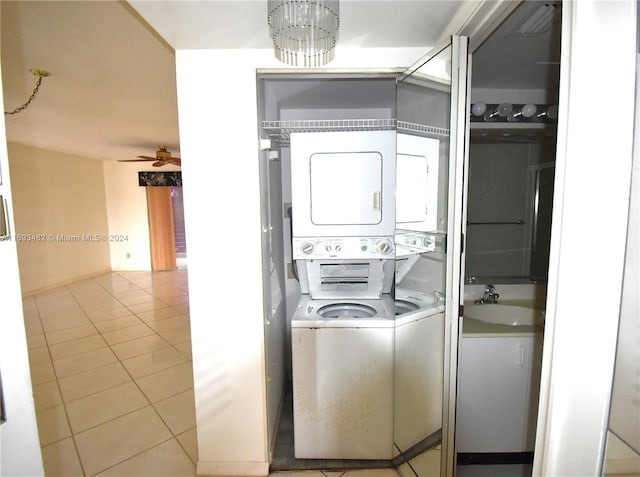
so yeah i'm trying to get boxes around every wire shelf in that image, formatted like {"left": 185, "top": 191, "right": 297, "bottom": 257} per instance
{"left": 397, "top": 120, "right": 449, "bottom": 138}
{"left": 262, "top": 119, "right": 449, "bottom": 145}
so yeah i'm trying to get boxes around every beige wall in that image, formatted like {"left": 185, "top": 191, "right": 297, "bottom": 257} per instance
{"left": 8, "top": 142, "right": 111, "bottom": 294}
{"left": 103, "top": 161, "right": 181, "bottom": 271}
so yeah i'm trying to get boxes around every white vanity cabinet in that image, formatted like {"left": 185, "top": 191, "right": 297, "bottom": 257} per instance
{"left": 456, "top": 334, "right": 543, "bottom": 453}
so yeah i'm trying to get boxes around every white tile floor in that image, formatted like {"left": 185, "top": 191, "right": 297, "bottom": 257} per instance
{"left": 24, "top": 271, "right": 196, "bottom": 477}
{"left": 25, "top": 271, "right": 400, "bottom": 477}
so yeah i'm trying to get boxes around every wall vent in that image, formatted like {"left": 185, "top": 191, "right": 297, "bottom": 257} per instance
{"left": 513, "top": 3, "right": 560, "bottom": 36}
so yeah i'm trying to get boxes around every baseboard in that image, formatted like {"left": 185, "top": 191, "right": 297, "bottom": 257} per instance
{"left": 196, "top": 460, "right": 270, "bottom": 476}
{"left": 456, "top": 452, "right": 534, "bottom": 465}
{"left": 21, "top": 267, "right": 113, "bottom": 297}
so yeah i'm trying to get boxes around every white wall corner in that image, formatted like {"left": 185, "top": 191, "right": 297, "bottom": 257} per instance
{"left": 534, "top": 1, "right": 637, "bottom": 476}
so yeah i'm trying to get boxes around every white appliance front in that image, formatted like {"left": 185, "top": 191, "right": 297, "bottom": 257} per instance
{"left": 396, "top": 133, "right": 440, "bottom": 232}
{"left": 291, "top": 130, "right": 396, "bottom": 241}
{"left": 291, "top": 295, "right": 394, "bottom": 459}
{"left": 296, "top": 258, "right": 395, "bottom": 299}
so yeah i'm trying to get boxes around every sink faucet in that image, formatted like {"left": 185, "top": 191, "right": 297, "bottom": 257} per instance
{"left": 475, "top": 284, "right": 499, "bottom": 304}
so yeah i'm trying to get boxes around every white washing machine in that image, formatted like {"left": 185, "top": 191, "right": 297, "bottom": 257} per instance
{"left": 394, "top": 287, "right": 441, "bottom": 316}
{"left": 291, "top": 294, "right": 395, "bottom": 459}
{"left": 393, "top": 282, "right": 445, "bottom": 452}
{"left": 289, "top": 130, "right": 397, "bottom": 460}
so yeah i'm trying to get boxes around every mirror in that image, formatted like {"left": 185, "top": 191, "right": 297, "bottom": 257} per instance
{"left": 393, "top": 42, "right": 452, "bottom": 476}
{"left": 464, "top": 136, "right": 556, "bottom": 283}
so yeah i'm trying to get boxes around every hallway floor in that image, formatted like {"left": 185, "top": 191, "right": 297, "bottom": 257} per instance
{"left": 24, "top": 271, "right": 402, "bottom": 477}
{"left": 24, "top": 271, "right": 195, "bottom": 476}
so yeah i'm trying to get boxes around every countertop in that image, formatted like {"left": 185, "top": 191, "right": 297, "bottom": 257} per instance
{"left": 462, "top": 300, "right": 545, "bottom": 337}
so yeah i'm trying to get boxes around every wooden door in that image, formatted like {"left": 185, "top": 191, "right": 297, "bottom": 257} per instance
{"left": 147, "top": 186, "right": 176, "bottom": 270}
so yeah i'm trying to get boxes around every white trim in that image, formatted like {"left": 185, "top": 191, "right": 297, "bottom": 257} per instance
{"left": 443, "top": 35, "right": 470, "bottom": 477}
{"left": 197, "top": 461, "right": 270, "bottom": 477}
{"left": 533, "top": 1, "right": 637, "bottom": 475}
{"left": 442, "top": 0, "right": 522, "bottom": 52}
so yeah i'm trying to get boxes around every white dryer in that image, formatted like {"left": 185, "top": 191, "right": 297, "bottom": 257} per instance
{"left": 290, "top": 130, "right": 396, "bottom": 253}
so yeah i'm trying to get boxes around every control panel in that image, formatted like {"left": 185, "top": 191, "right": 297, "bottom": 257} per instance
{"left": 394, "top": 231, "right": 436, "bottom": 254}
{"left": 293, "top": 236, "right": 395, "bottom": 260}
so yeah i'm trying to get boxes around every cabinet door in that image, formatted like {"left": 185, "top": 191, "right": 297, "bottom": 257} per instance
{"left": 524, "top": 334, "right": 543, "bottom": 451}
{"left": 457, "top": 336, "right": 530, "bottom": 453}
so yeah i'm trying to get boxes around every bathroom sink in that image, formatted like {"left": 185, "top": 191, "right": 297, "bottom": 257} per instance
{"left": 464, "top": 304, "right": 544, "bottom": 326}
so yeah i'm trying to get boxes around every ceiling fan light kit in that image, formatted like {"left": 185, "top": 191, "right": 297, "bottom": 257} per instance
{"left": 118, "top": 145, "right": 181, "bottom": 167}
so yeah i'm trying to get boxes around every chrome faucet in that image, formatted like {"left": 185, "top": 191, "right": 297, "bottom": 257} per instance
{"left": 475, "top": 284, "right": 499, "bottom": 304}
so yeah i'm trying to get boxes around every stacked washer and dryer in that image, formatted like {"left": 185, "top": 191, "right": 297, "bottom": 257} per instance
{"left": 290, "top": 130, "right": 397, "bottom": 460}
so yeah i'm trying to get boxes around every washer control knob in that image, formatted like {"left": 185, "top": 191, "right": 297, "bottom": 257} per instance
{"left": 377, "top": 239, "right": 392, "bottom": 254}
{"left": 325, "top": 244, "right": 332, "bottom": 252}
{"left": 301, "top": 242, "right": 314, "bottom": 255}
{"left": 335, "top": 244, "right": 342, "bottom": 252}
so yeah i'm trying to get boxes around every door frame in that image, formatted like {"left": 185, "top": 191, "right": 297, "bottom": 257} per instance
{"left": 533, "top": 2, "right": 637, "bottom": 475}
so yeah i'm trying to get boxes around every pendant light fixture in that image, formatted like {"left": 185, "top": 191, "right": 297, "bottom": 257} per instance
{"left": 267, "top": 0, "right": 340, "bottom": 67}
{"left": 4, "top": 68, "right": 49, "bottom": 116}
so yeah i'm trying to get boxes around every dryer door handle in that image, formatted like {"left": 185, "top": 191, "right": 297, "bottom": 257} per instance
{"left": 373, "top": 191, "right": 380, "bottom": 210}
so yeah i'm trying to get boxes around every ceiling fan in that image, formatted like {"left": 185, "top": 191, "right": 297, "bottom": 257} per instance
{"left": 118, "top": 146, "right": 181, "bottom": 167}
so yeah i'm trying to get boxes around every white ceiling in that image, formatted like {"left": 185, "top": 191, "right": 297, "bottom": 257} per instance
{"left": 1, "top": 1, "right": 180, "bottom": 162}
{"left": 0, "top": 1, "right": 560, "bottom": 164}
{"left": 472, "top": 1, "right": 561, "bottom": 91}
{"left": 129, "top": 1, "right": 465, "bottom": 49}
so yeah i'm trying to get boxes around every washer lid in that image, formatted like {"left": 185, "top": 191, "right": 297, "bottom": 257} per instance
{"left": 316, "top": 302, "right": 377, "bottom": 318}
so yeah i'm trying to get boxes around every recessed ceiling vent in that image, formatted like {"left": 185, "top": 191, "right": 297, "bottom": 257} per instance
{"left": 513, "top": 3, "right": 561, "bottom": 36}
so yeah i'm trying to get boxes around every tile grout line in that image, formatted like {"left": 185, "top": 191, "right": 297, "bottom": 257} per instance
{"left": 36, "top": 274, "right": 155, "bottom": 475}
{"left": 62, "top": 279, "right": 133, "bottom": 477}
{"left": 29, "top": 271, "right": 194, "bottom": 476}
{"left": 91, "top": 272, "right": 196, "bottom": 464}
{"left": 110, "top": 272, "right": 197, "bottom": 468}
{"left": 33, "top": 285, "right": 91, "bottom": 476}
{"left": 103, "top": 273, "right": 193, "bottom": 367}
{"left": 81, "top": 274, "right": 194, "bottom": 474}
{"left": 85, "top": 436, "right": 178, "bottom": 477}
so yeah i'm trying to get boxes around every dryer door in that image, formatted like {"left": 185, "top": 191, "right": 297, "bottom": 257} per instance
{"left": 310, "top": 151, "right": 382, "bottom": 225}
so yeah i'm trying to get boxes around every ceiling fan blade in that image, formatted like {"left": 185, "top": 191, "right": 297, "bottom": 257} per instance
{"left": 119, "top": 150, "right": 181, "bottom": 166}
{"left": 118, "top": 158, "right": 157, "bottom": 162}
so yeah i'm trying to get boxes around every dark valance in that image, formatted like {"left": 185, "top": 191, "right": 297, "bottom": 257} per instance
{"left": 138, "top": 171, "right": 182, "bottom": 187}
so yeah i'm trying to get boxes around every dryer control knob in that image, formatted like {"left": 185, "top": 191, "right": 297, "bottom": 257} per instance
{"left": 301, "top": 242, "right": 314, "bottom": 255}
{"left": 377, "top": 239, "right": 392, "bottom": 254}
